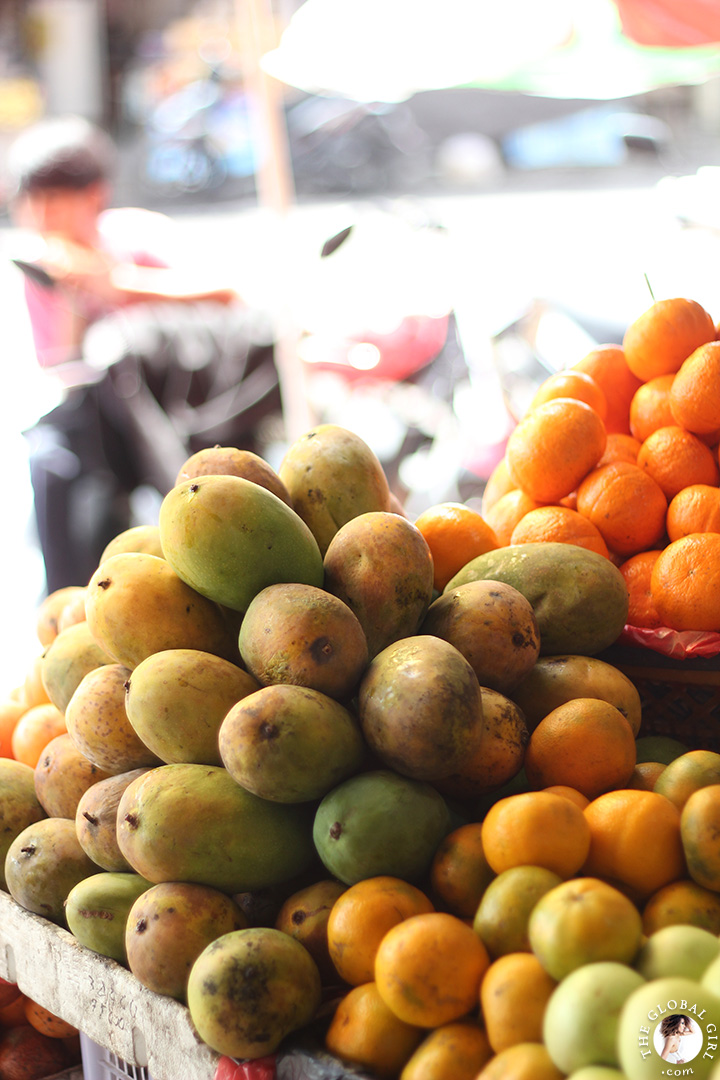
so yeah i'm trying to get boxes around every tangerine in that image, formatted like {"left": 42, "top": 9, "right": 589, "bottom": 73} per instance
{"left": 650, "top": 533, "right": 720, "bottom": 631}
{"left": 326, "top": 876, "right": 434, "bottom": 987}
{"left": 623, "top": 296, "right": 716, "bottom": 381}
{"left": 582, "top": 788, "right": 686, "bottom": 901}
{"left": 666, "top": 483, "right": 720, "bottom": 541}
{"left": 509, "top": 504, "right": 609, "bottom": 558}
{"left": 573, "top": 343, "right": 642, "bottom": 435}
{"left": 629, "top": 373, "right": 676, "bottom": 442}
{"left": 374, "top": 911, "right": 490, "bottom": 1027}
{"left": 400, "top": 1020, "right": 492, "bottom": 1080}
{"left": 524, "top": 698, "right": 636, "bottom": 800}
{"left": 636, "top": 424, "right": 719, "bottom": 499}
{"left": 576, "top": 460, "right": 667, "bottom": 557}
{"left": 618, "top": 550, "right": 664, "bottom": 629}
{"left": 528, "top": 369, "right": 607, "bottom": 420}
{"left": 670, "top": 339, "right": 720, "bottom": 436}
{"left": 414, "top": 502, "right": 499, "bottom": 593}
{"left": 481, "top": 790, "right": 591, "bottom": 879}
{"left": 10, "top": 703, "right": 66, "bottom": 768}
{"left": 480, "top": 952, "right": 557, "bottom": 1052}
{"left": 483, "top": 489, "right": 542, "bottom": 547}
{"left": 505, "top": 398, "right": 606, "bottom": 504}
{"left": 324, "top": 982, "right": 424, "bottom": 1080}
{"left": 596, "top": 432, "right": 642, "bottom": 467}
{"left": 429, "top": 822, "right": 495, "bottom": 919}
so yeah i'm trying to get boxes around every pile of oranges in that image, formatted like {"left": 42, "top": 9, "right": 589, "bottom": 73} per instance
{"left": 416, "top": 296, "right": 720, "bottom": 636}
{"left": 0, "top": 975, "right": 81, "bottom": 1079}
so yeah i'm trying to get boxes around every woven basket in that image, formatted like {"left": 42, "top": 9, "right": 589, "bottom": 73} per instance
{"left": 598, "top": 643, "right": 720, "bottom": 753}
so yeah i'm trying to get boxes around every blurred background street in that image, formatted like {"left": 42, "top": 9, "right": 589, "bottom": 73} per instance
{"left": 3, "top": 0, "right": 720, "bottom": 697}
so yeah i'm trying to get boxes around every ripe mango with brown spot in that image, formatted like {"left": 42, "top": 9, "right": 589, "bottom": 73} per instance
{"left": 278, "top": 424, "right": 392, "bottom": 556}
{"left": 323, "top": 511, "right": 434, "bottom": 659}
{"left": 85, "top": 552, "right": 238, "bottom": 668}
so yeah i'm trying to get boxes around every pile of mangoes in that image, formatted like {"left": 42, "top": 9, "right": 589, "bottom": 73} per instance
{"left": 0, "top": 424, "right": 641, "bottom": 1069}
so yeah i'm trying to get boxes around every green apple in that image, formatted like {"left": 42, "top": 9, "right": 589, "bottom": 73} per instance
{"left": 543, "top": 960, "right": 645, "bottom": 1073}
{"left": 635, "top": 924, "right": 720, "bottom": 981}
{"left": 635, "top": 735, "right": 688, "bottom": 764}
{"left": 567, "top": 1069, "right": 625, "bottom": 1079}
{"left": 702, "top": 953, "right": 720, "bottom": 997}
{"left": 618, "top": 975, "right": 720, "bottom": 1080}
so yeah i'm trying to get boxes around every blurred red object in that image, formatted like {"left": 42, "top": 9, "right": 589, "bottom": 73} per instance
{"left": 613, "top": 0, "right": 720, "bottom": 46}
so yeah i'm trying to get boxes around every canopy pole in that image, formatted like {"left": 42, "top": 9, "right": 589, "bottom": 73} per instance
{"left": 236, "top": 0, "right": 315, "bottom": 442}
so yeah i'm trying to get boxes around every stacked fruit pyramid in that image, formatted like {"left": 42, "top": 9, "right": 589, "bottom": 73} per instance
{"left": 3, "top": 295, "right": 720, "bottom": 1080}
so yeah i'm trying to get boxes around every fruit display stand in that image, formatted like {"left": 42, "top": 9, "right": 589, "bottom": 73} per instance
{"left": 0, "top": 890, "right": 374, "bottom": 1080}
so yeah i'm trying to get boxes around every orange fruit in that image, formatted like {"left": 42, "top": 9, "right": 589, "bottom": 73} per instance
{"left": 22, "top": 653, "right": 51, "bottom": 708}
{"left": 483, "top": 489, "right": 542, "bottom": 547}
{"left": 429, "top": 822, "right": 495, "bottom": 919}
{"left": 596, "top": 432, "right": 642, "bottom": 467}
{"left": 628, "top": 761, "right": 666, "bottom": 790}
{"left": 509, "top": 504, "right": 609, "bottom": 558}
{"left": 670, "top": 339, "right": 720, "bottom": 436}
{"left": 505, "top": 398, "right": 606, "bottom": 504}
{"left": 650, "top": 532, "right": 720, "bottom": 631}
{"left": 476, "top": 1042, "right": 565, "bottom": 1080}
{"left": 10, "top": 703, "right": 66, "bottom": 769}
{"left": 24, "top": 999, "right": 78, "bottom": 1039}
{"left": 527, "top": 369, "right": 607, "bottom": 421}
{"left": 636, "top": 424, "right": 719, "bottom": 499}
{"left": 575, "top": 460, "right": 667, "bottom": 557}
{"left": 629, "top": 373, "right": 676, "bottom": 442}
{"left": 0, "top": 699, "right": 27, "bottom": 759}
{"left": 653, "top": 749, "right": 720, "bottom": 810}
{"left": 400, "top": 1020, "right": 492, "bottom": 1080}
{"left": 528, "top": 877, "right": 643, "bottom": 980}
{"left": 480, "top": 952, "right": 557, "bottom": 1053}
{"left": 680, "top": 783, "right": 720, "bottom": 891}
{"left": 542, "top": 785, "right": 590, "bottom": 810}
{"left": 573, "top": 343, "right": 642, "bottom": 435}
{"left": 667, "top": 483, "right": 720, "bottom": 541}
{"left": 642, "top": 878, "right": 720, "bottom": 935}
{"left": 35, "top": 585, "right": 87, "bottom": 647}
{"left": 481, "top": 790, "right": 591, "bottom": 879}
{"left": 582, "top": 788, "right": 686, "bottom": 901}
{"left": 0, "top": 992, "right": 31, "bottom": 1027}
{"left": 0, "top": 979, "right": 21, "bottom": 1009}
{"left": 414, "top": 502, "right": 500, "bottom": 593}
{"left": 524, "top": 698, "right": 636, "bottom": 800}
{"left": 481, "top": 457, "right": 517, "bottom": 516}
{"left": 622, "top": 296, "right": 716, "bottom": 381}
{"left": 618, "top": 550, "right": 664, "bottom": 629}
{"left": 374, "top": 911, "right": 490, "bottom": 1027}
{"left": 326, "top": 876, "right": 434, "bottom": 987}
{"left": 324, "top": 982, "right": 424, "bottom": 1080}
{"left": 473, "top": 866, "right": 564, "bottom": 960}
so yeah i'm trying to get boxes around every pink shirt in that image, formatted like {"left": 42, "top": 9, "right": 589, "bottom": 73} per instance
{"left": 22, "top": 206, "right": 175, "bottom": 370}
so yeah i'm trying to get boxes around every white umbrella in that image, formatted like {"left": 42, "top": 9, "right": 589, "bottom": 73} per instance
{"left": 261, "top": 0, "right": 574, "bottom": 103}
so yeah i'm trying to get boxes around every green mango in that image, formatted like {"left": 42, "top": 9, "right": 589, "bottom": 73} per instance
{"left": 313, "top": 769, "right": 451, "bottom": 885}
{"left": 65, "top": 871, "right": 153, "bottom": 964}
{"left": 5, "top": 817, "right": 98, "bottom": 926}
{"left": 446, "top": 542, "right": 629, "bottom": 656}
{"left": 125, "top": 649, "right": 259, "bottom": 765}
{"left": 116, "top": 764, "right": 315, "bottom": 894}
{"left": 159, "top": 475, "right": 324, "bottom": 614}
{"left": 0, "top": 759, "right": 47, "bottom": 890}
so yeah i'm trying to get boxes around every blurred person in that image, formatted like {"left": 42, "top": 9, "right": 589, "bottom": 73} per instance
{"left": 6, "top": 115, "right": 280, "bottom": 593}
{"left": 7, "top": 114, "right": 240, "bottom": 371}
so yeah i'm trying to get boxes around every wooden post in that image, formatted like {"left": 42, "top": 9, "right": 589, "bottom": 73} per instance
{"left": 235, "top": 0, "right": 315, "bottom": 441}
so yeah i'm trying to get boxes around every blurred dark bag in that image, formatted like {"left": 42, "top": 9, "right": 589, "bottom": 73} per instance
{"left": 24, "top": 301, "right": 282, "bottom": 592}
